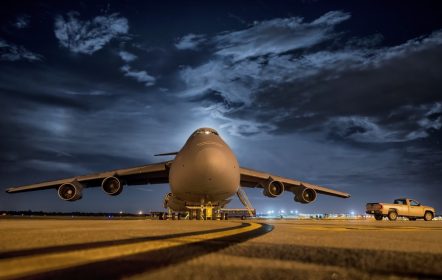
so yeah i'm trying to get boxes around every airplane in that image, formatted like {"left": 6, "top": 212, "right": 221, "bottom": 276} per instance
{"left": 5, "top": 127, "right": 350, "bottom": 219}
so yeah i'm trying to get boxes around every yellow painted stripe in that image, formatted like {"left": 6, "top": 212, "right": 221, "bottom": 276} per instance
{"left": 289, "top": 225, "right": 438, "bottom": 231}
{"left": 0, "top": 222, "right": 262, "bottom": 280}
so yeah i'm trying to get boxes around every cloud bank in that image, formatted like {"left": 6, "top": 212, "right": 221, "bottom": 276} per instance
{"left": 176, "top": 11, "right": 442, "bottom": 144}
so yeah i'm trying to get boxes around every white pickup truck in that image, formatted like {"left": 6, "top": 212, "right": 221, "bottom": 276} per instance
{"left": 366, "top": 198, "right": 435, "bottom": 221}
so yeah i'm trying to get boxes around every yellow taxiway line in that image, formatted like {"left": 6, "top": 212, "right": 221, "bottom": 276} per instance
{"left": 0, "top": 222, "right": 262, "bottom": 280}
{"left": 288, "top": 225, "right": 442, "bottom": 231}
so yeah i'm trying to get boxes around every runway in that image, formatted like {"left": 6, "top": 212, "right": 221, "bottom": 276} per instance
{"left": 0, "top": 218, "right": 441, "bottom": 279}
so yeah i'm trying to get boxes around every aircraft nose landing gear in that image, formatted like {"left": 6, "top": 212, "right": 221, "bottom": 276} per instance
{"left": 186, "top": 202, "right": 216, "bottom": 220}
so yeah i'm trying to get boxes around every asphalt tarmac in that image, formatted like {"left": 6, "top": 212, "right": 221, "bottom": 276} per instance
{"left": 0, "top": 218, "right": 441, "bottom": 280}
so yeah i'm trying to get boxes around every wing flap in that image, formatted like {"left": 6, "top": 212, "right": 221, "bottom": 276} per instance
{"left": 6, "top": 178, "right": 75, "bottom": 193}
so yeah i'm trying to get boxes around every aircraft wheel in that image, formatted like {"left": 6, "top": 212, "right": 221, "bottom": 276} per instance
{"left": 374, "top": 214, "right": 383, "bottom": 221}
{"left": 387, "top": 211, "right": 398, "bottom": 221}
{"left": 424, "top": 211, "right": 433, "bottom": 221}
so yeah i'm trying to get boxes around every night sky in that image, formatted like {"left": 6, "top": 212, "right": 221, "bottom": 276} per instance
{"left": 1, "top": 0, "right": 441, "bottom": 214}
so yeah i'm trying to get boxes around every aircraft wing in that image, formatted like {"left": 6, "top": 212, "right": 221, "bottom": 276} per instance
{"left": 5, "top": 161, "right": 171, "bottom": 194}
{"left": 239, "top": 167, "right": 350, "bottom": 199}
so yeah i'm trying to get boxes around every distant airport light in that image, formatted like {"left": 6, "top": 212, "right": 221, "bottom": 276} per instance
{"left": 280, "top": 210, "right": 285, "bottom": 213}
{"left": 350, "top": 211, "right": 355, "bottom": 216}
{"left": 119, "top": 211, "right": 123, "bottom": 214}
{"left": 290, "top": 210, "right": 294, "bottom": 214}
{"left": 295, "top": 210, "right": 299, "bottom": 214}
{"left": 138, "top": 210, "right": 143, "bottom": 215}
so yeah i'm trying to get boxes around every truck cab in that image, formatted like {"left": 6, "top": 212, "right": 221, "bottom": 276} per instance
{"left": 393, "top": 198, "right": 427, "bottom": 217}
{"left": 366, "top": 198, "right": 435, "bottom": 221}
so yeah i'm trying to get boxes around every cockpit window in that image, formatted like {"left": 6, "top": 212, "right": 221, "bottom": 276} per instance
{"left": 192, "top": 128, "right": 219, "bottom": 136}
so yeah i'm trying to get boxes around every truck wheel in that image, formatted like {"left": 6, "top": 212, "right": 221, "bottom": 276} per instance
{"left": 388, "top": 211, "right": 398, "bottom": 221}
{"left": 424, "top": 212, "right": 433, "bottom": 221}
{"left": 374, "top": 214, "right": 383, "bottom": 221}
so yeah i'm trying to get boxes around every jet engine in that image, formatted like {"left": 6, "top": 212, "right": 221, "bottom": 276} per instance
{"left": 102, "top": 176, "right": 123, "bottom": 196}
{"left": 58, "top": 181, "right": 83, "bottom": 201}
{"left": 163, "top": 193, "right": 186, "bottom": 210}
{"left": 294, "top": 187, "right": 317, "bottom": 204}
{"left": 262, "top": 180, "right": 284, "bottom": 198}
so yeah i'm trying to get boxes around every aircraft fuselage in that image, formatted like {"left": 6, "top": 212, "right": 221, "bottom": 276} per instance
{"left": 168, "top": 129, "right": 240, "bottom": 210}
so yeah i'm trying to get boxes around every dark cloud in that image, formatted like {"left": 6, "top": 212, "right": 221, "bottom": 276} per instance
{"left": 175, "top": 33, "right": 207, "bottom": 50}
{"left": 214, "top": 11, "right": 351, "bottom": 61}
{"left": 118, "top": 50, "right": 137, "bottom": 62}
{"left": 14, "top": 15, "right": 30, "bottom": 29}
{"left": 54, "top": 11, "right": 129, "bottom": 55}
{"left": 120, "top": 65, "right": 156, "bottom": 86}
{"left": 0, "top": 38, "right": 42, "bottom": 61}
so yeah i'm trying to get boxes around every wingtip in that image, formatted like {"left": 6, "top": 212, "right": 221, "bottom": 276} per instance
{"left": 5, "top": 187, "right": 19, "bottom": 193}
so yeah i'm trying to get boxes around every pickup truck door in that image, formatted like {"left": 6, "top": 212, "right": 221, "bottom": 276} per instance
{"left": 408, "top": 199, "right": 424, "bottom": 217}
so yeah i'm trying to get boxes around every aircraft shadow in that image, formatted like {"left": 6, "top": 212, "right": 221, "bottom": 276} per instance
{"left": 0, "top": 223, "right": 249, "bottom": 259}
{"left": 8, "top": 223, "right": 273, "bottom": 280}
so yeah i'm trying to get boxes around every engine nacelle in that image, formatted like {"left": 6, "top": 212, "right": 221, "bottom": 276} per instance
{"left": 58, "top": 181, "right": 83, "bottom": 201}
{"left": 102, "top": 176, "right": 123, "bottom": 196}
{"left": 262, "top": 180, "right": 284, "bottom": 198}
{"left": 163, "top": 193, "right": 186, "bottom": 211}
{"left": 294, "top": 187, "right": 317, "bottom": 204}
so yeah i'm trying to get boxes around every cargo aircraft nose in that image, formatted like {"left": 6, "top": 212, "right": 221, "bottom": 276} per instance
{"left": 168, "top": 128, "right": 240, "bottom": 203}
{"left": 191, "top": 145, "right": 239, "bottom": 200}
{"left": 196, "top": 147, "right": 229, "bottom": 183}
